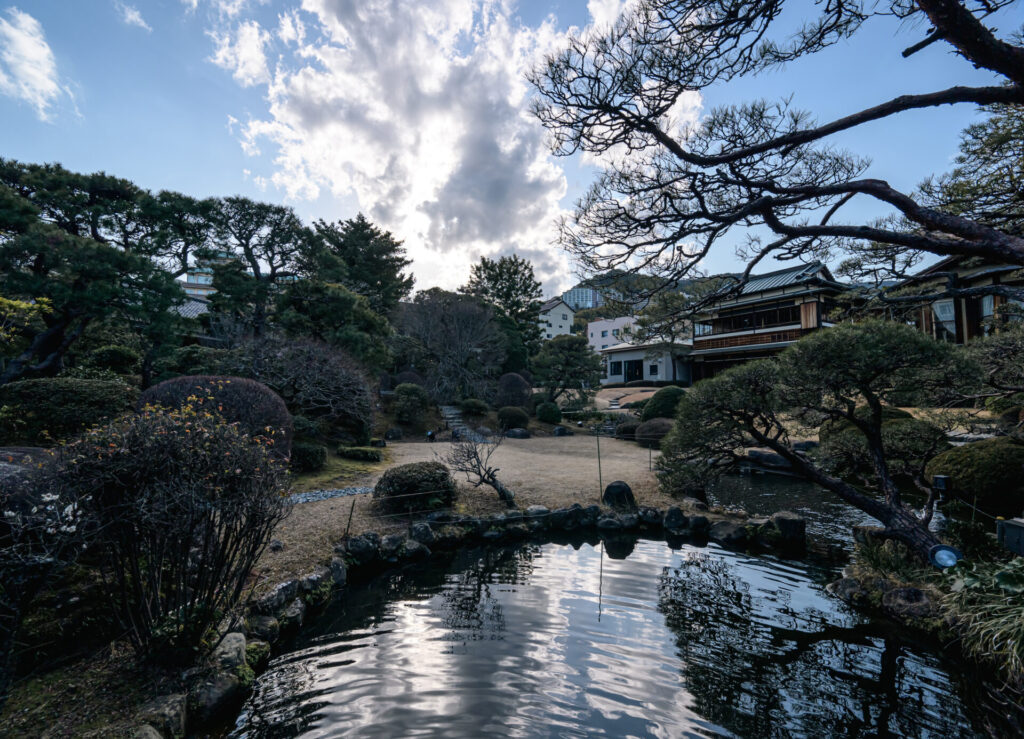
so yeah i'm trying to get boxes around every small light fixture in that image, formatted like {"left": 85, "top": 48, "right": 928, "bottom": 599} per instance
{"left": 932, "top": 474, "right": 952, "bottom": 504}
{"left": 928, "top": 544, "right": 963, "bottom": 569}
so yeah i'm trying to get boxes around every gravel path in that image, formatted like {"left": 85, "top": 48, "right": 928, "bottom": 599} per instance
{"left": 289, "top": 486, "right": 373, "bottom": 504}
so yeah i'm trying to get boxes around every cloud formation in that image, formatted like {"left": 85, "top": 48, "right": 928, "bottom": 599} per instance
{"left": 116, "top": 2, "right": 152, "bottom": 32}
{"left": 0, "top": 7, "right": 64, "bottom": 121}
{"left": 209, "top": 19, "right": 271, "bottom": 86}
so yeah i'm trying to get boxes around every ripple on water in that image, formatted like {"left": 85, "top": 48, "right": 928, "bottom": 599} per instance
{"left": 230, "top": 540, "right": 995, "bottom": 738}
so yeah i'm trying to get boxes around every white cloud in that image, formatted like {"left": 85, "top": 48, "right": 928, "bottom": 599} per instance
{"left": 116, "top": 2, "right": 152, "bottom": 32}
{"left": 0, "top": 7, "right": 64, "bottom": 121}
{"left": 587, "top": 0, "right": 634, "bottom": 29}
{"left": 209, "top": 19, "right": 271, "bottom": 86}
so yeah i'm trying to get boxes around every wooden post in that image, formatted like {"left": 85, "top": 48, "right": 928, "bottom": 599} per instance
{"left": 344, "top": 496, "right": 356, "bottom": 539}
{"left": 596, "top": 429, "right": 603, "bottom": 501}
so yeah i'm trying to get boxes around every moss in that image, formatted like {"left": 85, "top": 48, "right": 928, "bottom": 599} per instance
{"left": 245, "top": 641, "right": 270, "bottom": 670}
{"left": 303, "top": 578, "right": 333, "bottom": 607}
{"left": 925, "top": 436, "right": 1024, "bottom": 515}
{"left": 235, "top": 662, "right": 256, "bottom": 689}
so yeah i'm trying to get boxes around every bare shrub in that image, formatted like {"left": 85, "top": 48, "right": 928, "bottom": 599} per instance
{"left": 442, "top": 436, "right": 516, "bottom": 507}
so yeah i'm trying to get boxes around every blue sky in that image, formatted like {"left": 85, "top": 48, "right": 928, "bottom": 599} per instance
{"left": 2, "top": 1, "right": 1020, "bottom": 294}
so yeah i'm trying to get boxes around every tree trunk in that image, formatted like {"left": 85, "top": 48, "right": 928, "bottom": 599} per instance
{"left": 487, "top": 476, "right": 516, "bottom": 508}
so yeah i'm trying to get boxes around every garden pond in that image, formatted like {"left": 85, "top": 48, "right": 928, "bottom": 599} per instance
{"left": 229, "top": 534, "right": 1007, "bottom": 737}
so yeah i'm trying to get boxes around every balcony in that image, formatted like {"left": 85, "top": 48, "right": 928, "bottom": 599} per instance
{"left": 693, "top": 326, "right": 805, "bottom": 351}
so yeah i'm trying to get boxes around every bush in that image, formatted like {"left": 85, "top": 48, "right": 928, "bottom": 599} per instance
{"left": 24, "top": 405, "right": 289, "bottom": 657}
{"left": 459, "top": 398, "right": 489, "bottom": 417}
{"left": 83, "top": 344, "right": 142, "bottom": 375}
{"left": 985, "top": 392, "right": 1024, "bottom": 415}
{"left": 0, "top": 378, "right": 138, "bottom": 445}
{"left": 641, "top": 386, "right": 687, "bottom": 422}
{"left": 372, "top": 461, "right": 456, "bottom": 513}
{"left": 536, "top": 402, "right": 562, "bottom": 424}
{"left": 290, "top": 441, "right": 327, "bottom": 472}
{"left": 139, "top": 375, "right": 293, "bottom": 458}
{"left": 394, "top": 370, "right": 426, "bottom": 387}
{"left": 529, "top": 392, "right": 548, "bottom": 413}
{"left": 292, "top": 415, "right": 324, "bottom": 440}
{"left": 635, "top": 418, "right": 674, "bottom": 448}
{"left": 820, "top": 418, "right": 951, "bottom": 485}
{"left": 925, "top": 437, "right": 1024, "bottom": 516}
{"left": 817, "top": 406, "right": 913, "bottom": 445}
{"left": 626, "top": 380, "right": 655, "bottom": 388}
{"left": 495, "top": 373, "right": 531, "bottom": 409}
{"left": 615, "top": 420, "right": 641, "bottom": 440}
{"left": 337, "top": 446, "right": 384, "bottom": 462}
{"left": 623, "top": 399, "right": 648, "bottom": 410}
{"left": 152, "top": 344, "right": 236, "bottom": 381}
{"left": 498, "top": 406, "right": 530, "bottom": 431}
{"left": 394, "top": 383, "right": 431, "bottom": 425}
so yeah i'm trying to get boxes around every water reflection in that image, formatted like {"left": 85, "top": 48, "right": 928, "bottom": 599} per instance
{"left": 231, "top": 540, "right": 993, "bottom": 738}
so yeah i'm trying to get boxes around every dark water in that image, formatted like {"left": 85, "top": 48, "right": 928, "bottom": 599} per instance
{"left": 231, "top": 539, "right": 999, "bottom": 738}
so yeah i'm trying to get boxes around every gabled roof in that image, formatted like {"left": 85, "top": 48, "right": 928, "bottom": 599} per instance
{"left": 540, "top": 297, "right": 573, "bottom": 313}
{"left": 173, "top": 296, "right": 210, "bottom": 319}
{"left": 734, "top": 261, "right": 838, "bottom": 295}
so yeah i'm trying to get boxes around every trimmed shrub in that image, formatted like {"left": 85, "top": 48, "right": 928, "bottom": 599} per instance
{"left": 459, "top": 398, "right": 489, "bottom": 417}
{"left": 0, "top": 378, "right": 138, "bottom": 445}
{"left": 925, "top": 437, "right": 1024, "bottom": 516}
{"left": 817, "top": 406, "right": 913, "bottom": 445}
{"left": 820, "top": 418, "right": 951, "bottom": 484}
{"left": 635, "top": 418, "right": 674, "bottom": 448}
{"left": 394, "top": 370, "right": 426, "bottom": 387}
{"left": 84, "top": 344, "right": 141, "bottom": 375}
{"left": 615, "top": 420, "right": 641, "bottom": 440}
{"left": 498, "top": 406, "right": 530, "bottom": 431}
{"left": 373, "top": 461, "right": 456, "bottom": 513}
{"left": 985, "top": 392, "right": 1024, "bottom": 415}
{"left": 292, "top": 415, "right": 324, "bottom": 440}
{"left": 337, "top": 446, "right": 383, "bottom": 462}
{"left": 152, "top": 344, "right": 236, "bottom": 380}
{"left": 290, "top": 441, "right": 327, "bottom": 472}
{"left": 495, "top": 373, "right": 531, "bottom": 409}
{"left": 641, "top": 386, "right": 687, "bottom": 422}
{"left": 536, "top": 401, "right": 562, "bottom": 424}
{"left": 393, "top": 382, "right": 431, "bottom": 426}
{"left": 138, "top": 375, "right": 293, "bottom": 458}
{"left": 626, "top": 380, "right": 655, "bottom": 388}
{"left": 623, "top": 399, "right": 648, "bottom": 410}
{"left": 529, "top": 392, "right": 548, "bottom": 413}
{"left": 23, "top": 405, "right": 289, "bottom": 657}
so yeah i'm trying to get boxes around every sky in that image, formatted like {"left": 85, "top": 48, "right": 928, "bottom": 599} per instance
{"left": 1, "top": 0, "right": 1020, "bottom": 296}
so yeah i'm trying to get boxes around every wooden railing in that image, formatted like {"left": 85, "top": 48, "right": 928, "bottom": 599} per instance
{"left": 693, "top": 329, "right": 804, "bottom": 351}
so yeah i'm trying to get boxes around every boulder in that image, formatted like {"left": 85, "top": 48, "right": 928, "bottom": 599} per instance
{"left": 681, "top": 496, "right": 709, "bottom": 511}
{"left": 245, "top": 639, "right": 271, "bottom": 671}
{"left": 505, "top": 428, "right": 530, "bottom": 439}
{"left": 384, "top": 427, "right": 403, "bottom": 441}
{"left": 582, "top": 505, "right": 602, "bottom": 524}
{"left": 253, "top": 580, "right": 298, "bottom": 615}
{"left": 687, "top": 515, "right": 710, "bottom": 534}
{"left": 602, "top": 480, "right": 637, "bottom": 512}
{"left": 279, "top": 598, "right": 306, "bottom": 632}
{"left": 342, "top": 533, "right": 380, "bottom": 566}
{"left": 410, "top": 522, "right": 435, "bottom": 545}
{"left": 133, "top": 726, "right": 164, "bottom": 739}
{"left": 401, "top": 539, "right": 431, "bottom": 560}
{"left": 188, "top": 672, "right": 243, "bottom": 728}
{"left": 137, "top": 693, "right": 186, "bottom": 739}
{"left": 268, "top": 539, "right": 284, "bottom": 552}
{"left": 525, "top": 504, "right": 550, "bottom": 519}
{"left": 882, "top": 587, "right": 935, "bottom": 620}
{"left": 329, "top": 557, "right": 348, "bottom": 587}
{"left": 618, "top": 513, "right": 640, "bottom": 529}
{"left": 246, "top": 615, "right": 280, "bottom": 644}
{"left": 597, "top": 515, "right": 624, "bottom": 531}
{"left": 553, "top": 426, "right": 573, "bottom": 437}
{"left": 379, "top": 533, "right": 405, "bottom": 561}
{"left": 549, "top": 505, "right": 584, "bottom": 531}
{"left": 709, "top": 520, "right": 748, "bottom": 548}
{"left": 213, "top": 632, "right": 247, "bottom": 671}
{"left": 755, "top": 511, "right": 807, "bottom": 552}
{"left": 300, "top": 566, "right": 330, "bottom": 594}
{"left": 638, "top": 507, "right": 662, "bottom": 526}
{"left": 827, "top": 577, "right": 870, "bottom": 605}
{"left": 746, "top": 449, "right": 793, "bottom": 470}
{"left": 663, "top": 506, "right": 687, "bottom": 531}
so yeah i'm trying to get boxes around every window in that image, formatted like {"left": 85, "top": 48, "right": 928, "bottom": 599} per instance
{"left": 609, "top": 361, "right": 622, "bottom": 376}
{"left": 601, "top": 344, "right": 607, "bottom": 349}
{"left": 601, "top": 330, "right": 608, "bottom": 337}
{"left": 649, "top": 364, "right": 659, "bottom": 376}
{"left": 612, "top": 328, "right": 619, "bottom": 336}
{"left": 590, "top": 332, "right": 593, "bottom": 337}
{"left": 562, "top": 313, "right": 568, "bottom": 320}
{"left": 546, "top": 333, "right": 552, "bottom": 338}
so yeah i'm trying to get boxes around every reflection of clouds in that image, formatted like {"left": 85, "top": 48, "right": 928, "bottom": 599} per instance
{"left": 235, "top": 540, "right": 986, "bottom": 738}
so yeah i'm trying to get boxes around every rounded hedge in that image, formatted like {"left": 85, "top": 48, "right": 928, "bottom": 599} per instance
{"left": 0, "top": 377, "right": 138, "bottom": 445}
{"left": 925, "top": 436, "right": 1024, "bottom": 516}
{"left": 498, "top": 406, "right": 530, "bottom": 431}
{"left": 290, "top": 441, "right": 327, "bottom": 473}
{"left": 292, "top": 415, "right": 325, "bottom": 440}
{"left": 536, "top": 402, "right": 562, "bottom": 424}
{"left": 84, "top": 344, "right": 142, "bottom": 375}
{"left": 394, "top": 370, "right": 426, "bottom": 387}
{"left": 393, "top": 383, "right": 431, "bottom": 425}
{"left": 459, "top": 398, "right": 489, "bottom": 417}
{"left": 615, "top": 420, "right": 641, "bottom": 440}
{"left": 138, "top": 375, "right": 292, "bottom": 458}
{"left": 373, "top": 461, "right": 456, "bottom": 513}
{"left": 495, "top": 373, "right": 531, "bottom": 409}
{"left": 817, "top": 406, "right": 913, "bottom": 445}
{"left": 641, "top": 386, "right": 687, "bottom": 422}
{"left": 635, "top": 418, "right": 674, "bottom": 448}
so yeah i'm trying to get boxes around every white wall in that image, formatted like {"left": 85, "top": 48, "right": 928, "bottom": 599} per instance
{"left": 587, "top": 316, "right": 637, "bottom": 351}
{"left": 540, "top": 305, "right": 574, "bottom": 339}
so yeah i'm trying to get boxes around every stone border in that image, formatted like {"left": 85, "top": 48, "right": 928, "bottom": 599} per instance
{"left": 132, "top": 500, "right": 808, "bottom": 737}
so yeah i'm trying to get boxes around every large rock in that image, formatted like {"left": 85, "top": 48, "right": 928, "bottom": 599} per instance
{"left": 300, "top": 566, "right": 331, "bottom": 605}
{"left": 410, "top": 522, "right": 435, "bottom": 545}
{"left": 246, "top": 615, "right": 280, "bottom": 644}
{"left": 746, "top": 449, "right": 793, "bottom": 470}
{"left": 379, "top": 533, "right": 405, "bottom": 561}
{"left": 279, "top": 598, "right": 306, "bottom": 632}
{"left": 597, "top": 515, "right": 624, "bottom": 531}
{"left": 882, "top": 587, "right": 935, "bottom": 620}
{"left": 401, "top": 539, "right": 431, "bottom": 561}
{"left": 137, "top": 693, "right": 186, "bottom": 738}
{"left": 553, "top": 426, "right": 573, "bottom": 437}
{"left": 602, "top": 481, "right": 637, "bottom": 512}
{"left": 330, "top": 557, "right": 348, "bottom": 586}
{"left": 638, "top": 507, "right": 662, "bottom": 526}
{"left": 756, "top": 511, "right": 807, "bottom": 552}
{"left": 709, "top": 520, "right": 748, "bottom": 548}
{"left": 505, "top": 428, "right": 530, "bottom": 439}
{"left": 133, "top": 726, "right": 164, "bottom": 739}
{"left": 663, "top": 506, "right": 687, "bottom": 531}
{"left": 384, "top": 427, "right": 403, "bottom": 441}
{"left": 213, "top": 632, "right": 247, "bottom": 671}
{"left": 687, "top": 515, "right": 710, "bottom": 535}
{"left": 342, "top": 533, "right": 380, "bottom": 566}
{"left": 253, "top": 580, "right": 298, "bottom": 615}
{"left": 828, "top": 577, "right": 870, "bottom": 606}
{"left": 189, "top": 672, "right": 243, "bottom": 728}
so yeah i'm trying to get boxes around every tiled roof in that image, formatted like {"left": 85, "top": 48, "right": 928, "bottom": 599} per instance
{"left": 540, "top": 297, "right": 571, "bottom": 312}
{"left": 173, "top": 297, "right": 210, "bottom": 319}
{"left": 736, "top": 261, "right": 832, "bottom": 295}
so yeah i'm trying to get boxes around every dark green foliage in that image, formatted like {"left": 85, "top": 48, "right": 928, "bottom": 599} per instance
{"left": 459, "top": 398, "right": 489, "bottom": 417}
{"left": 818, "top": 406, "right": 913, "bottom": 445}
{"left": 152, "top": 345, "right": 236, "bottom": 380}
{"left": 461, "top": 255, "right": 544, "bottom": 354}
{"left": 495, "top": 372, "right": 531, "bottom": 409}
{"left": 926, "top": 437, "right": 1024, "bottom": 516}
{"left": 290, "top": 441, "right": 327, "bottom": 472}
{"left": 623, "top": 399, "right": 648, "bottom": 410}
{"left": 820, "top": 418, "right": 951, "bottom": 486}
{"left": 24, "top": 406, "right": 289, "bottom": 657}
{"left": 394, "top": 370, "right": 426, "bottom": 386}
{"left": 337, "top": 446, "right": 383, "bottom": 462}
{"left": 530, "top": 391, "right": 547, "bottom": 411}
{"left": 533, "top": 335, "right": 602, "bottom": 403}
{"left": 641, "top": 386, "right": 686, "bottom": 422}
{"left": 83, "top": 344, "right": 141, "bottom": 375}
{"left": 615, "top": 420, "right": 641, "bottom": 440}
{"left": 0, "top": 378, "right": 138, "bottom": 445}
{"left": 498, "top": 406, "right": 530, "bottom": 431}
{"left": 292, "top": 415, "right": 324, "bottom": 440}
{"left": 372, "top": 461, "right": 456, "bottom": 513}
{"left": 393, "top": 382, "right": 431, "bottom": 425}
{"left": 138, "top": 375, "right": 292, "bottom": 458}
{"left": 635, "top": 418, "right": 674, "bottom": 448}
{"left": 536, "top": 401, "right": 562, "bottom": 424}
